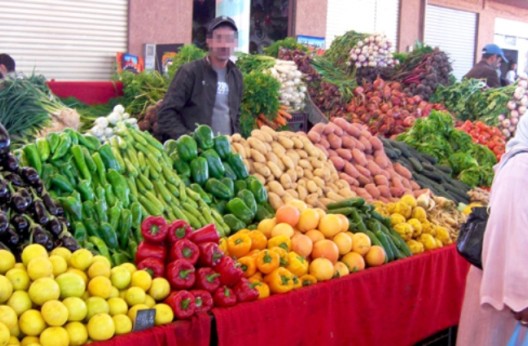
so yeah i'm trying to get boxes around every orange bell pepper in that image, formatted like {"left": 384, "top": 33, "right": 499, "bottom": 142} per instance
{"left": 250, "top": 280, "right": 270, "bottom": 299}
{"left": 286, "top": 252, "right": 309, "bottom": 277}
{"left": 292, "top": 275, "right": 302, "bottom": 289}
{"left": 238, "top": 256, "right": 257, "bottom": 278}
{"left": 270, "top": 247, "right": 289, "bottom": 267}
{"left": 255, "top": 249, "right": 280, "bottom": 274}
{"left": 265, "top": 267, "right": 294, "bottom": 294}
{"left": 227, "top": 233, "right": 252, "bottom": 258}
{"left": 300, "top": 274, "right": 317, "bottom": 287}
{"left": 218, "top": 237, "right": 228, "bottom": 255}
{"left": 247, "top": 249, "right": 261, "bottom": 258}
{"left": 249, "top": 272, "right": 264, "bottom": 282}
{"left": 267, "top": 234, "right": 291, "bottom": 251}
{"left": 248, "top": 230, "right": 268, "bottom": 251}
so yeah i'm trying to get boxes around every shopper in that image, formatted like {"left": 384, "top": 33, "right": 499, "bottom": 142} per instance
{"left": 156, "top": 16, "right": 243, "bottom": 140}
{"left": 456, "top": 113, "right": 528, "bottom": 345}
{"left": 464, "top": 44, "right": 508, "bottom": 88}
{"left": 505, "top": 61, "right": 518, "bottom": 85}
{"left": 0, "top": 54, "right": 16, "bottom": 79}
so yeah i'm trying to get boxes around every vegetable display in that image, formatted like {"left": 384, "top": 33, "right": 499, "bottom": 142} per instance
{"left": 87, "top": 105, "right": 138, "bottom": 142}
{"left": 456, "top": 120, "right": 506, "bottom": 161}
{"left": 381, "top": 137, "right": 471, "bottom": 204}
{"left": 307, "top": 118, "right": 424, "bottom": 202}
{"left": 349, "top": 33, "right": 398, "bottom": 69}
{"left": 397, "top": 111, "right": 497, "bottom": 188}
{"left": 229, "top": 126, "right": 356, "bottom": 210}
{"left": 500, "top": 75, "right": 528, "bottom": 139}
{"left": 268, "top": 59, "right": 307, "bottom": 112}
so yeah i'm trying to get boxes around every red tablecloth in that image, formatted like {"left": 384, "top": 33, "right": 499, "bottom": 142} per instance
{"left": 47, "top": 81, "right": 123, "bottom": 105}
{"left": 213, "top": 245, "right": 470, "bottom": 346}
{"left": 91, "top": 313, "right": 211, "bottom": 346}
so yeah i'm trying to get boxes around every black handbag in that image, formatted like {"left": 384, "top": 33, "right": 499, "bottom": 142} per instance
{"left": 456, "top": 206, "right": 489, "bottom": 269}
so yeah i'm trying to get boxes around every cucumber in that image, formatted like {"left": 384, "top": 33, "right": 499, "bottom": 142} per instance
{"left": 326, "top": 198, "right": 365, "bottom": 210}
{"left": 375, "top": 231, "right": 395, "bottom": 262}
{"left": 408, "top": 157, "right": 423, "bottom": 172}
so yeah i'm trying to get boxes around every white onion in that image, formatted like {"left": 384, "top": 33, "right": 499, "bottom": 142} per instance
{"left": 498, "top": 114, "right": 506, "bottom": 121}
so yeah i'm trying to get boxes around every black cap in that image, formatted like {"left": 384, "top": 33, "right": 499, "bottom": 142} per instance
{"left": 207, "top": 16, "right": 238, "bottom": 34}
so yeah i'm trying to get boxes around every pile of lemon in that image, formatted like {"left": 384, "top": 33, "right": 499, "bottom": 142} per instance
{"left": 0, "top": 245, "right": 173, "bottom": 346}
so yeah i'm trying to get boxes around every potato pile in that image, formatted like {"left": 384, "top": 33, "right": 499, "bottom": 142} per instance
{"left": 229, "top": 126, "right": 356, "bottom": 210}
{"left": 307, "top": 118, "right": 427, "bottom": 202}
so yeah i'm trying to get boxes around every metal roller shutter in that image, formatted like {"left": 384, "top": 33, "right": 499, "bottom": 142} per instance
{"left": 424, "top": 5, "right": 477, "bottom": 81}
{"left": 325, "top": 0, "right": 399, "bottom": 49}
{"left": 0, "top": 0, "right": 128, "bottom": 81}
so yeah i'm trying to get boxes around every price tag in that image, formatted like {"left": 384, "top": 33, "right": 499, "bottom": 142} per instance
{"left": 133, "top": 309, "right": 156, "bottom": 332}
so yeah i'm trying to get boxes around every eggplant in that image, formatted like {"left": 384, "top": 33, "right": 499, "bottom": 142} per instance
{"left": 0, "top": 180, "right": 10, "bottom": 202}
{"left": 20, "top": 167, "right": 40, "bottom": 187}
{"left": 57, "top": 216, "right": 70, "bottom": 228}
{"left": 10, "top": 193, "right": 29, "bottom": 213}
{"left": 0, "top": 211, "right": 8, "bottom": 236}
{"left": 1, "top": 153, "right": 18, "bottom": 172}
{"left": 4, "top": 173, "right": 24, "bottom": 187}
{"left": 5, "top": 226, "right": 20, "bottom": 247}
{"left": 44, "top": 239, "right": 54, "bottom": 251}
{"left": 18, "top": 188, "right": 33, "bottom": 207}
{"left": 32, "top": 226, "right": 49, "bottom": 246}
{"left": 11, "top": 214, "right": 29, "bottom": 235}
{"left": 0, "top": 124, "right": 11, "bottom": 156}
{"left": 32, "top": 200, "right": 49, "bottom": 225}
{"left": 46, "top": 217, "right": 63, "bottom": 237}
{"left": 41, "top": 194, "right": 59, "bottom": 215}
{"left": 61, "top": 236, "right": 79, "bottom": 252}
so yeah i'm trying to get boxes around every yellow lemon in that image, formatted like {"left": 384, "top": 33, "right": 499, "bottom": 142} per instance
{"left": 148, "top": 278, "right": 171, "bottom": 301}
{"left": 62, "top": 297, "right": 87, "bottom": 322}
{"left": 118, "top": 263, "right": 136, "bottom": 276}
{"left": 91, "top": 255, "right": 111, "bottom": 267}
{"left": 112, "top": 314, "right": 132, "bottom": 335}
{"left": 0, "top": 250, "right": 15, "bottom": 274}
{"left": 20, "top": 336, "right": 39, "bottom": 346}
{"left": 0, "top": 306, "right": 17, "bottom": 337}
{"left": 8, "top": 335, "right": 19, "bottom": 346}
{"left": 28, "top": 278, "right": 60, "bottom": 306}
{"left": 124, "top": 287, "right": 146, "bottom": 306}
{"left": 144, "top": 295, "right": 155, "bottom": 308}
{"left": 65, "top": 322, "right": 87, "bottom": 346}
{"left": 0, "top": 323, "right": 9, "bottom": 346}
{"left": 87, "top": 313, "right": 115, "bottom": 341}
{"left": 87, "top": 261, "right": 111, "bottom": 279}
{"left": 108, "top": 297, "right": 128, "bottom": 316}
{"left": 85, "top": 297, "right": 109, "bottom": 320}
{"left": 154, "top": 303, "right": 174, "bottom": 326}
{"left": 27, "top": 258, "right": 53, "bottom": 281}
{"left": 5, "top": 268, "right": 29, "bottom": 291}
{"left": 130, "top": 270, "right": 152, "bottom": 291}
{"left": 7, "top": 290, "right": 32, "bottom": 316}
{"left": 21, "top": 244, "right": 47, "bottom": 267}
{"left": 0, "top": 276, "right": 13, "bottom": 304}
{"left": 69, "top": 249, "right": 93, "bottom": 271}
{"left": 19, "top": 310, "right": 46, "bottom": 336}
{"left": 127, "top": 304, "right": 149, "bottom": 322}
{"left": 41, "top": 300, "right": 69, "bottom": 326}
{"left": 39, "top": 326, "right": 69, "bottom": 346}
{"left": 87, "top": 276, "right": 113, "bottom": 299}
{"left": 56, "top": 272, "right": 86, "bottom": 299}
{"left": 50, "top": 247, "right": 72, "bottom": 263}
{"left": 110, "top": 266, "right": 131, "bottom": 290}
{"left": 49, "top": 255, "right": 68, "bottom": 277}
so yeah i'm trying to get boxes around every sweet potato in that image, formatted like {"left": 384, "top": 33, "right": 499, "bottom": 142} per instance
{"left": 357, "top": 174, "right": 372, "bottom": 186}
{"left": 330, "top": 156, "right": 345, "bottom": 170}
{"left": 268, "top": 192, "right": 284, "bottom": 210}
{"left": 369, "top": 136, "right": 383, "bottom": 151}
{"left": 389, "top": 186, "right": 405, "bottom": 197}
{"left": 311, "top": 123, "right": 326, "bottom": 134}
{"left": 374, "top": 174, "right": 389, "bottom": 186}
{"left": 342, "top": 137, "right": 356, "bottom": 149}
{"left": 393, "top": 162, "right": 413, "bottom": 180}
{"left": 378, "top": 185, "right": 391, "bottom": 198}
{"left": 307, "top": 131, "right": 321, "bottom": 143}
{"left": 356, "top": 165, "right": 371, "bottom": 178}
{"left": 359, "top": 137, "right": 373, "bottom": 154}
{"left": 319, "top": 137, "right": 330, "bottom": 150}
{"left": 374, "top": 154, "right": 391, "bottom": 169}
{"left": 351, "top": 148, "right": 367, "bottom": 166}
{"left": 401, "top": 178, "right": 411, "bottom": 189}
{"left": 344, "top": 162, "right": 359, "bottom": 178}
{"left": 345, "top": 124, "right": 362, "bottom": 138}
{"left": 332, "top": 117, "right": 351, "bottom": 130}
{"left": 336, "top": 148, "right": 353, "bottom": 161}
{"left": 327, "top": 133, "right": 343, "bottom": 150}
{"left": 365, "top": 183, "right": 381, "bottom": 199}
{"left": 410, "top": 180, "right": 420, "bottom": 190}
{"left": 366, "top": 161, "right": 382, "bottom": 176}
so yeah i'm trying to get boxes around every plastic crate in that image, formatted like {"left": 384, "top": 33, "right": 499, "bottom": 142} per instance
{"left": 287, "top": 113, "right": 308, "bottom": 132}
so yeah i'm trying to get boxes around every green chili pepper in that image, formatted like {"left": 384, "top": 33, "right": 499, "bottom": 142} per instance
{"left": 36, "top": 137, "right": 50, "bottom": 162}
{"left": 81, "top": 147, "right": 96, "bottom": 173}
{"left": 47, "top": 132, "right": 60, "bottom": 154}
{"left": 84, "top": 218, "right": 99, "bottom": 237}
{"left": 51, "top": 133, "right": 72, "bottom": 161}
{"left": 71, "top": 145, "right": 91, "bottom": 182}
{"left": 73, "top": 221, "right": 88, "bottom": 243}
{"left": 91, "top": 152, "right": 107, "bottom": 185}
{"left": 50, "top": 174, "right": 74, "bottom": 193}
{"left": 97, "top": 222, "right": 118, "bottom": 249}
{"left": 77, "top": 133, "right": 101, "bottom": 151}
{"left": 99, "top": 144, "right": 120, "bottom": 171}
{"left": 118, "top": 209, "right": 132, "bottom": 248}
{"left": 23, "top": 143, "right": 42, "bottom": 175}
{"left": 88, "top": 236, "right": 111, "bottom": 262}
{"left": 59, "top": 196, "right": 82, "bottom": 221}
{"left": 95, "top": 199, "right": 108, "bottom": 224}
{"left": 108, "top": 202, "right": 122, "bottom": 236}
{"left": 107, "top": 169, "right": 130, "bottom": 208}
{"left": 77, "top": 180, "right": 95, "bottom": 202}
{"left": 82, "top": 201, "right": 96, "bottom": 220}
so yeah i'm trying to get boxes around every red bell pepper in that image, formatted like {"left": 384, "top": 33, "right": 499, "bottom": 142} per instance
{"left": 169, "top": 239, "right": 200, "bottom": 265}
{"left": 165, "top": 290, "right": 195, "bottom": 320}
{"left": 188, "top": 224, "right": 220, "bottom": 245}
{"left": 166, "top": 259, "right": 196, "bottom": 290}
{"left": 167, "top": 220, "right": 192, "bottom": 243}
{"left": 141, "top": 216, "right": 168, "bottom": 244}
{"left": 213, "top": 286, "right": 237, "bottom": 308}
{"left": 190, "top": 289, "right": 213, "bottom": 313}
{"left": 135, "top": 241, "right": 167, "bottom": 264}
{"left": 233, "top": 278, "right": 259, "bottom": 303}
{"left": 194, "top": 267, "right": 221, "bottom": 292}
{"left": 214, "top": 255, "right": 244, "bottom": 287}
{"left": 198, "top": 242, "right": 224, "bottom": 267}
{"left": 136, "top": 257, "right": 165, "bottom": 278}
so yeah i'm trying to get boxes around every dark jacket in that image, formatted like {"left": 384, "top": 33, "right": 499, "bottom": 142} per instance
{"left": 464, "top": 60, "right": 501, "bottom": 88}
{"left": 156, "top": 58, "right": 243, "bottom": 140}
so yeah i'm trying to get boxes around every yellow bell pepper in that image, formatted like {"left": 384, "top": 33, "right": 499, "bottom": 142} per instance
{"left": 267, "top": 234, "right": 291, "bottom": 251}
{"left": 238, "top": 256, "right": 257, "bottom": 278}
{"left": 247, "top": 249, "right": 261, "bottom": 258}
{"left": 265, "top": 267, "right": 294, "bottom": 294}
{"left": 270, "top": 247, "right": 289, "bottom": 267}
{"left": 286, "top": 252, "right": 308, "bottom": 277}
{"left": 299, "top": 274, "right": 317, "bottom": 287}
{"left": 227, "top": 233, "right": 252, "bottom": 258}
{"left": 248, "top": 230, "right": 268, "bottom": 251}
{"left": 249, "top": 280, "right": 270, "bottom": 299}
{"left": 256, "top": 249, "right": 280, "bottom": 274}
{"left": 292, "top": 275, "right": 302, "bottom": 290}
{"left": 218, "top": 237, "right": 228, "bottom": 255}
{"left": 249, "top": 272, "right": 264, "bottom": 282}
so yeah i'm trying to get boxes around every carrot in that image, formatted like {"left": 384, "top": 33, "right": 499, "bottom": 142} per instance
{"left": 273, "top": 114, "right": 287, "bottom": 126}
{"left": 277, "top": 109, "right": 293, "bottom": 120}
{"left": 259, "top": 114, "right": 279, "bottom": 129}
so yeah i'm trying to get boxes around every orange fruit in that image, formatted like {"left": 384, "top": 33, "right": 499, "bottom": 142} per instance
{"left": 335, "top": 214, "right": 350, "bottom": 233}
{"left": 341, "top": 252, "right": 365, "bottom": 272}
{"left": 343, "top": 232, "right": 355, "bottom": 244}
{"left": 318, "top": 214, "right": 343, "bottom": 238}
{"left": 311, "top": 239, "right": 339, "bottom": 264}
{"left": 291, "top": 234, "right": 313, "bottom": 258}
{"left": 305, "top": 230, "right": 325, "bottom": 244}
{"left": 257, "top": 218, "right": 276, "bottom": 239}
{"left": 313, "top": 208, "right": 326, "bottom": 220}
{"left": 271, "top": 223, "right": 295, "bottom": 239}
{"left": 365, "top": 246, "right": 386, "bottom": 267}
{"left": 333, "top": 261, "right": 350, "bottom": 278}
{"left": 309, "top": 258, "right": 334, "bottom": 281}
{"left": 333, "top": 232, "right": 353, "bottom": 256}
{"left": 286, "top": 199, "right": 308, "bottom": 212}
{"left": 275, "top": 205, "right": 301, "bottom": 227}
{"left": 351, "top": 233, "right": 372, "bottom": 256}
{"left": 296, "top": 209, "right": 320, "bottom": 233}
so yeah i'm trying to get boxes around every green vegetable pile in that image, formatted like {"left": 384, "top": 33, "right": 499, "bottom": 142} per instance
{"left": 167, "top": 44, "right": 207, "bottom": 80}
{"left": 119, "top": 71, "right": 168, "bottom": 116}
{"left": 263, "top": 37, "right": 308, "bottom": 58}
{"left": 164, "top": 125, "right": 275, "bottom": 234}
{"left": 397, "top": 111, "right": 497, "bottom": 187}
{"left": 431, "top": 79, "right": 515, "bottom": 125}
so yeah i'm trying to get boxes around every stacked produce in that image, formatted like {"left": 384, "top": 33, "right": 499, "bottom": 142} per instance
{"left": 397, "top": 111, "right": 497, "bottom": 188}
{"left": 87, "top": 105, "right": 138, "bottom": 142}
{"left": 467, "top": 187, "right": 490, "bottom": 205}
{"left": 119, "top": 71, "right": 168, "bottom": 116}
{"left": 456, "top": 120, "right": 506, "bottom": 161}
{"left": 307, "top": 118, "right": 424, "bottom": 202}
{"left": 267, "top": 59, "right": 307, "bottom": 112}
{"left": 392, "top": 45, "right": 452, "bottom": 100}
{"left": 501, "top": 75, "right": 528, "bottom": 139}
{"left": 0, "top": 244, "right": 175, "bottom": 345}
{"left": 349, "top": 34, "right": 397, "bottom": 69}
{"left": 230, "top": 126, "right": 356, "bottom": 210}
{"left": 165, "top": 125, "right": 272, "bottom": 234}
{"left": 373, "top": 194, "right": 453, "bottom": 254}
{"left": 381, "top": 137, "right": 471, "bottom": 204}
{"left": 415, "top": 194, "right": 467, "bottom": 241}
{"left": 134, "top": 216, "right": 258, "bottom": 315}
{"left": 0, "top": 124, "right": 77, "bottom": 256}
{"left": 344, "top": 78, "right": 445, "bottom": 137}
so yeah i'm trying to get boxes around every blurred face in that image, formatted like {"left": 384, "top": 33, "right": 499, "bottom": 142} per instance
{"left": 489, "top": 55, "right": 500, "bottom": 69}
{"left": 0, "top": 64, "right": 6, "bottom": 78}
{"left": 207, "top": 26, "right": 237, "bottom": 63}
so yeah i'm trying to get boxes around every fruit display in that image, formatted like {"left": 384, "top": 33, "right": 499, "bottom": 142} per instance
{"left": 135, "top": 216, "right": 258, "bottom": 313}
{"left": 164, "top": 125, "right": 273, "bottom": 234}
{"left": 344, "top": 77, "right": 446, "bottom": 137}
{"left": 381, "top": 137, "right": 471, "bottom": 204}
{"left": 397, "top": 111, "right": 497, "bottom": 188}
{"left": 0, "top": 124, "right": 77, "bottom": 257}
{"left": 0, "top": 244, "right": 175, "bottom": 346}
{"left": 308, "top": 118, "right": 424, "bottom": 202}
{"left": 456, "top": 120, "right": 506, "bottom": 161}
{"left": 229, "top": 126, "right": 356, "bottom": 210}
{"left": 373, "top": 194, "right": 453, "bottom": 254}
